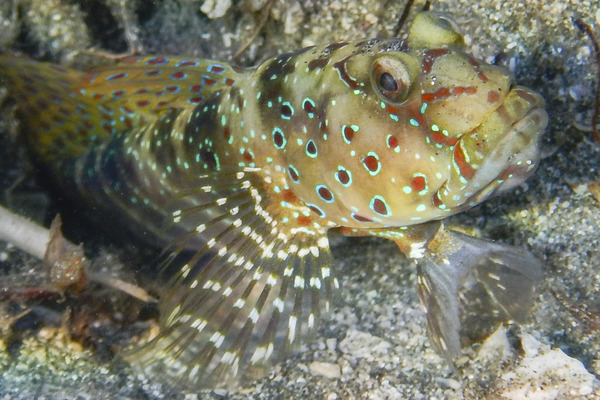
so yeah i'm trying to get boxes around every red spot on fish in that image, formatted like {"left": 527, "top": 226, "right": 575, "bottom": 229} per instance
{"left": 146, "top": 70, "right": 161, "bottom": 76}
{"left": 137, "top": 100, "right": 150, "bottom": 108}
{"left": 432, "top": 192, "right": 443, "bottom": 207}
{"left": 189, "top": 97, "right": 203, "bottom": 103}
{"left": 282, "top": 189, "right": 298, "bottom": 203}
{"left": 273, "top": 130, "right": 285, "bottom": 147}
{"left": 411, "top": 175, "right": 426, "bottom": 192}
{"left": 224, "top": 78, "right": 235, "bottom": 86}
{"left": 178, "top": 61, "right": 197, "bottom": 67}
{"left": 306, "top": 140, "right": 317, "bottom": 155}
{"left": 422, "top": 48, "right": 449, "bottom": 73}
{"left": 297, "top": 215, "right": 311, "bottom": 226}
{"left": 148, "top": 57, "right": 167, "bottom": 65}
{"left": 363, "top": 155, "right": 379, "bottom": 172}
{"left": 223, "top": 126, "right": 230, "bottom": 140}
{"left": 210, "top": 65, "right": 225, "bottom": 73}
{"left": 386, "top": 104, "right": 401, "bottom": 115}
{"left": 488, "top": 90, "right": 500, "bottom": 103}
{"left": 190, "top": 85, "right": 202, "bottom": 93}
{"left": 166, "top": 86, "right": 179, "bottom": 93}
{"left": 431, "top": 130, "right": 446, "bottom": 144}
{"left": 171, "top": 71, "right": 186, "bottom": 80}
{"left": 281, "top": 104, "right": 292, "bottom": 117}
{"left": 107, "top": 73, "right": 127, "bottom": 80}
{"left": 468, "top": 58, "right": 489, "bottom": 82}
{"left": 289, "top": 167, "right": 299, "bottom": 182}
{"left": 333, "top": 56, "right": 360, "bottom": 90}
{"left": 318, "top": 186, "right": 333, "bottom": 201}
{"left": 242, "top": 150, "right": 253, "bottom": 162}
{"left": 308, "top": 205, "right": 325, "bottom": 218}
{"left": 387, "top": 135, "right": 399, "bottom": 148}
{"left": 352, "top": 214, "right": 372, "bottom": 223}
{"left": 336, "top": 169, "right": 350, "bottom": 185}
{"left": 453, "top": 142, "right": 475, "bottom": 179}
{"left": 372, "top": 198, "right": 387, "bottom": 215}
{"left": 303, "top": 99, "right": 315, "bottom": 113}
{"left": 112, "top": 90, "right": 125, "bottom": 97}
{"left": 452, "top": 86, "right": 477, "bottom": 94}
{"left": 421, "top": 87, "right": 450, "bottom": 102}
{"left": 343, "top": 125, "right": 356, "bottom": 142}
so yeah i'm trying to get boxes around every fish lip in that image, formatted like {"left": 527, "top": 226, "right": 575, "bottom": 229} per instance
{"left": 456, "top": 88, "right": 547, "bottom": 198}
{"left": 510, "top": 104, "right": 548, "bottom": 134}
{"left": 484, "top": 85, "right": 548, "bottom": 145}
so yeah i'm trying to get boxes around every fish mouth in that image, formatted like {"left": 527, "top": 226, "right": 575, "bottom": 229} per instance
{"left": 465, "top": 86, "right": 548, "bottom": 199}
{"left": 429, "top": 85, "right": 548, "bottom": 211}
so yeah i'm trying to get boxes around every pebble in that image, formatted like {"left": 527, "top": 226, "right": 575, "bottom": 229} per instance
{"left": 308, "top": 361, "right": 341, "bottom": 380}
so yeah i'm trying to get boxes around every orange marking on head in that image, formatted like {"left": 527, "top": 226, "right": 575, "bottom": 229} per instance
{"left": 421, "top": 87, "right": 450, "bottom": 102}
{"left": 488, "top": 90, "right": 500, "bottom": 103}
{"left": 453, "top": 142, "right": 475, "bottom": 179}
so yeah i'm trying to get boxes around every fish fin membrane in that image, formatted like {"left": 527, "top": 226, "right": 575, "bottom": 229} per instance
{"left": 416, "top": 223, "right": 543, "bottom": 360}
{"left": 124, "top": 168, "right": 338, "bottom": 390}
{"left": 0, "top": 55, "right": 240, "bottom": 163}
{"left": 79, "top": 55, "right": 242, "bottom": 115}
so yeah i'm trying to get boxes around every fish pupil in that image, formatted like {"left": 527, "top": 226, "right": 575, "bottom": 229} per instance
{"left": 379, "top": 72, "right": 398, "bottom": 92}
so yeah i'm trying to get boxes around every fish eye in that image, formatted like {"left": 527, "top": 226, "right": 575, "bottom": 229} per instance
{"left": 379, "top": 72, "right": 398, "bottom": 92}
{"left": 371, "top": 54, "right": 415, "bottom": 104}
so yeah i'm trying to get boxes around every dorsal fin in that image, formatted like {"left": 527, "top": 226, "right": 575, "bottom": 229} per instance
{"left": 78, "top": 55, "right": 242, "bottom": 116}
{"left": 0, "top": 55, "right": 241, "bottom": 163}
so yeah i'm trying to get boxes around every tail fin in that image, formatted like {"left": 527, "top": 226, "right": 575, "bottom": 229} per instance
{"left": 416, "top": 223, "right": 543, "bottom": 359}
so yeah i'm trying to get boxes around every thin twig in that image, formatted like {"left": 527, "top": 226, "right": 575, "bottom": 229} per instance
{"left": 232, "top": 0, "right": 276, "bottom": 61}
{"left": 0, "top": 204, "right": 49, "bottom": 260}
{"left": 392, "top": 0, "right": 432, "bottom": 38}
{"left": 574, "top": 17, "right": 600, "bottom": 144}
{"left": 0, "top": 204, "right": 155, "bottom": 302}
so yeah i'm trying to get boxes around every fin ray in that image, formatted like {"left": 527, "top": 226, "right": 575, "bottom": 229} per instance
{"left": 416, "top": 223, "right": 542, "bottom": 359}
{"left": 126, "top": 168, "right": 337, "bottom": 389}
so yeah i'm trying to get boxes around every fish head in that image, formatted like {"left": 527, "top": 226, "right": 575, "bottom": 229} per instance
{"left": 283, "top": 12, "right": 547, "bottom": 227}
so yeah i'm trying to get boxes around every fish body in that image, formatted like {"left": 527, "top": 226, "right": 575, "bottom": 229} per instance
{"left": 0, "top": 12, "right": 547, "bottom": 389}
